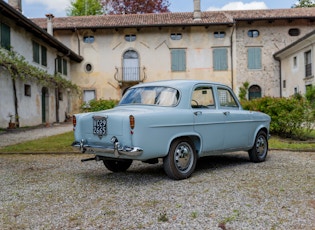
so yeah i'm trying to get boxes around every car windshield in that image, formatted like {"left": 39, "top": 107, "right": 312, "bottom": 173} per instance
{"left": 119, "top": 86, "right": 180, "bottom": 106}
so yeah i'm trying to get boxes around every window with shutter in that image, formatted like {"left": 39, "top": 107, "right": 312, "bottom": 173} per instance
{"left": 41, "top": 46, "right": 47, "bottom": 66}
{"left": 32, "top": 41, "right": 40, "bottom": 64}
{"left": 247, "top": 47, "right": 262, "bottom": 69}
{"left": 63, "top": 59, "right": 68, "bottom": 75}
{"left": 0, "top": 23, "right": 10, "bottom": 50}
{"left": 213, "top": 48, "right": 228, "bottom": 71}
{"left": 171, "top": 49, "right": 186, "bottom": 72}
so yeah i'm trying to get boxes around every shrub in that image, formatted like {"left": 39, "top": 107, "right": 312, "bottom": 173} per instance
{"left": 81, "top": 99, "right": 119, "bottom": 112}
{"left": 242, "top": 96, "right": 314, "bottom": 140}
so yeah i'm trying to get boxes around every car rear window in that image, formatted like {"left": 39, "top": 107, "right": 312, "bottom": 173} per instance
{"left": 119, "top": 86, "right": 180, "bottom": 106}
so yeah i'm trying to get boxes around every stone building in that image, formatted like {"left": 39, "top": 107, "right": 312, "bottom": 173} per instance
{"left": 31, "top": 3, "right": 315, "bottom": 111}
{"left": 0, "top": 1, "right": 82, "bottom": 128}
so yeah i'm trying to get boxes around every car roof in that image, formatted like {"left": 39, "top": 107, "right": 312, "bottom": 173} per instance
{"left": 132, "top": 80, "right": 227, "bottom": 90}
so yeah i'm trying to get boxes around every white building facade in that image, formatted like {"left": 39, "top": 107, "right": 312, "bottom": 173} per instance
{"left": 274, "top": 30, "right": 315, "bottom": 97}
{"left": 0, "top": 1, "right": 82, "bottom": 128}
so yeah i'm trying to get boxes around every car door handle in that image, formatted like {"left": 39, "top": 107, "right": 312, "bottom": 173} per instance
{"left": 194, "top": 111, "right": 202, "bottom": 116}
{"left": 223, "top": 111, "right": 230, "bottom": 116}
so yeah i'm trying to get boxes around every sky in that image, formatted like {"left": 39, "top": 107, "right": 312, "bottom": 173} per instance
{"left": 7, "top": 0, "right": 299, "bottom": 18}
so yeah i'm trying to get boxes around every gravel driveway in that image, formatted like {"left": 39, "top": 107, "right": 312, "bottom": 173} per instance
{"left": 0, "top": 151, "right": 314, "bottom": 229}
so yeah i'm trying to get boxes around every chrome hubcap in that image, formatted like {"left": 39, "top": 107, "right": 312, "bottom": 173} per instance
{"left": 174, "top": 143, "right": 193, "bottom": 173}
{"left": 256, "top": 136, "right": 267, "bottom": 156}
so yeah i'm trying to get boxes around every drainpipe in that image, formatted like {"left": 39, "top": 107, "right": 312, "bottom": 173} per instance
{"left": 230, "top": 23, "right": 236, "bottom": 90}
{"left": 274, "top": 56, "right": 282, "bottom": 97}
{"left": 193, "top": 0, "right": 201, "bottom": 20}
{"left": 75, "top": 28, "right": 81, "bottom": 56}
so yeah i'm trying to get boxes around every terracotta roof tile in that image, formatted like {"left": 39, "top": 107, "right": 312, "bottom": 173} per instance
{"left": 31, "top": 8, "right": 315, "bottom": 30}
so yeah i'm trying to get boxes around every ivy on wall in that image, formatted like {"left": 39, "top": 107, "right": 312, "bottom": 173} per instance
{"left": 0, "top": 49, "right": 79, "bottom": 93}
{"left": 0, "top": 48, "right": 80, "bottom": 127}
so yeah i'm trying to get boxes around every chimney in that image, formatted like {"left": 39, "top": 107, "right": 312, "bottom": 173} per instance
{"left": 46, "top": 14, "right": 54, "bottom": 36}
{"left": 193, "top": 0, "right": 201, "bottom": 20}
{"left": 8, "top": 0, "right": 22, "bottom": 12}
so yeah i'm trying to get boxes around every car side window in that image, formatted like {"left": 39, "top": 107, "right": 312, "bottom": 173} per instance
{"left": 191, "top": 86, "right": 215, "bottom": 108}
{"left": 217, "top": 88, "right": 238, "bottom": 108}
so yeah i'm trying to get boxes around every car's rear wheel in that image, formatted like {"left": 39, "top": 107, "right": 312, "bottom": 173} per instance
{"left": 248, "top": 130, "right": 268, "bottom": 163}
{"left": 103, "top": 159, "right": 133, "bottom": 172}
{"left": 163, "top": 138, "right": 197, "bottom": 180}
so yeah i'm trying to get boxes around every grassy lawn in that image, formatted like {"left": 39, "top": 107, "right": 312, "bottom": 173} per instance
{"left": 0, "top": 132, "right": 75, "bottom": 153}
{"left": 0, "top": 131, "right": 314, "bottom": 153}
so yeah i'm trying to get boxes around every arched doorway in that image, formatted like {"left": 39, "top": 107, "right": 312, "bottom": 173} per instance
{"left": 41, "top": 87, "right": 49, "bottom": 123}
{"left": 123, "top": 50, "right": 139, "bottom": 82}
{"left": 248, "top": 85, "right": 262, "bottom": 100}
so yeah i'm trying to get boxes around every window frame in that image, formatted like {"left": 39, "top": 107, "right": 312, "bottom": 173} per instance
{"left": 191, "top": 86, "right": 215, "bottom": 109}
{"left": 24, "top": 84, "right": 31, "bottom": 97}
{"left": 83, "top": 35, "right": 95, "bottom": 43}
{"left": 305, "top": 50, "right": 312, "bottom": 77}
{"left": 56, "top": 55, "right": 68, "bottom": 76}
{"left": 214, "top": 31, "right": 226, "bottom": 39}
{"left": 170, "top": 33, "right": 182, "bottom": 40}
{"left": 248, "top": 30, "right": 260, "bottom": 38}
{"left": 125, "top": 34, "right": 136, "bottom": 42}
{"left": 217, "top": 87, "right": 239, "bottom": 109}
{"left": 288, "top": 28, "right": 300, "bottom": 36}
{"left": 32, "top": 41, "right": 47, "bottom": 67}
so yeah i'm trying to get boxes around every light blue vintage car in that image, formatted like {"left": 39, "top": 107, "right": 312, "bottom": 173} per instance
{"left": 72, "top": 80, "right": 271, "bottom": 180}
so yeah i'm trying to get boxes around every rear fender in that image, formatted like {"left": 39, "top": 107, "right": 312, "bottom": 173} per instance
{"left": 167, "top": 133, "right": 202, "bottom": 157}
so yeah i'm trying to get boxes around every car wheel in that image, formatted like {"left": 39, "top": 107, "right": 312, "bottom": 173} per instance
{"left": 248, "top": 130, "right": 268, "bottom": 163}
{"left": 103, "top": 159, "right": 133, "bottom": 172}
{"left": 163, "top": 138, "right": 197, "bottom": 180}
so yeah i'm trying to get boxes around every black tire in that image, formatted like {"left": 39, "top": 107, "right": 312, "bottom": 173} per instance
{"left": 103, "top": 159, "right": 133, "bottom": 172}
{"left": 248, "top": 130, "right": 268, "bottom": 163}
{"left": 163, "top": 138, "right": 197, "bottom": 180}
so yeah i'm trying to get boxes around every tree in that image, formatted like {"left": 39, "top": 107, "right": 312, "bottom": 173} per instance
{"left": 67, "top": 0, "right": 103, "bottom": 16}
{"left": 292, "top": 0, "right": 315, "bottom": 8}
{"left": 101, "top": 0, "right": 170, "bottom": 14}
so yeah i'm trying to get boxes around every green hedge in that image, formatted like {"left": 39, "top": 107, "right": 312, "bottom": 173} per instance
{"left": 242, "top": 97, "right": 314, "bottom": 140}
{"left": 81, "top": 99, "right": 119, "bottom": 112}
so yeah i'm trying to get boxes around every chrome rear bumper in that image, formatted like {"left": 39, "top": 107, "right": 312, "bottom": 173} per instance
{"left": 72, "top": 139, "right": 143, "bottom": 157}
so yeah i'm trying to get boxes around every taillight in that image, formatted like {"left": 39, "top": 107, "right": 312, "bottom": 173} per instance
{"left": 73, "top": 115, "right": 76, "bottom": 131}
{"left": 129, "top": 115, "right": 135, "bottom": 130}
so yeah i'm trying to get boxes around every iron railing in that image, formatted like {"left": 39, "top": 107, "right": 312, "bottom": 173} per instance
{"left": 114, "top": 67, "right": 147, "bottom": 83}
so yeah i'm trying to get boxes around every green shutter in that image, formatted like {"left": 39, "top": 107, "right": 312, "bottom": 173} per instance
{"left": 1, "top": 23, "right": 10, "bottom": 50}
{"left": 171, "top": 49, "right": 186, "bottom": 72}
{"left": 63, "top": 59, "right": 67, "bottom": 75}
{"left": 248, "top": 47, "right": 261, "bottom": 69}
{"left": 32, "top": 41, "right": 40, "bottom": 63}
{"left": 57, "top": 56, "right": 62, "bottom": 73}
{"left": 41, "top": 46, "right": 47, "bottom": 66}
{"left": 213, "top": 48, "right": 228, "bottom": 71}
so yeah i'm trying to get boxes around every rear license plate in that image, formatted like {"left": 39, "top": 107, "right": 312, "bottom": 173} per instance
{"left": 93, "top": 116, "right": 107, "bottom": 135}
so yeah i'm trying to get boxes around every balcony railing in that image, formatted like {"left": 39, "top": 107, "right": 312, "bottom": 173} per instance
{"left": 114, "top": 67, "right": 147, "bottom": 84}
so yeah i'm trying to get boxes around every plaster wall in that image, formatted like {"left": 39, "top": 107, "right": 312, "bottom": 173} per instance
{"left": 55, "top": 25, "right": 233, "bottom": 111}
{"left": 0, "top": 15, "right": 72, "bottom": 128}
